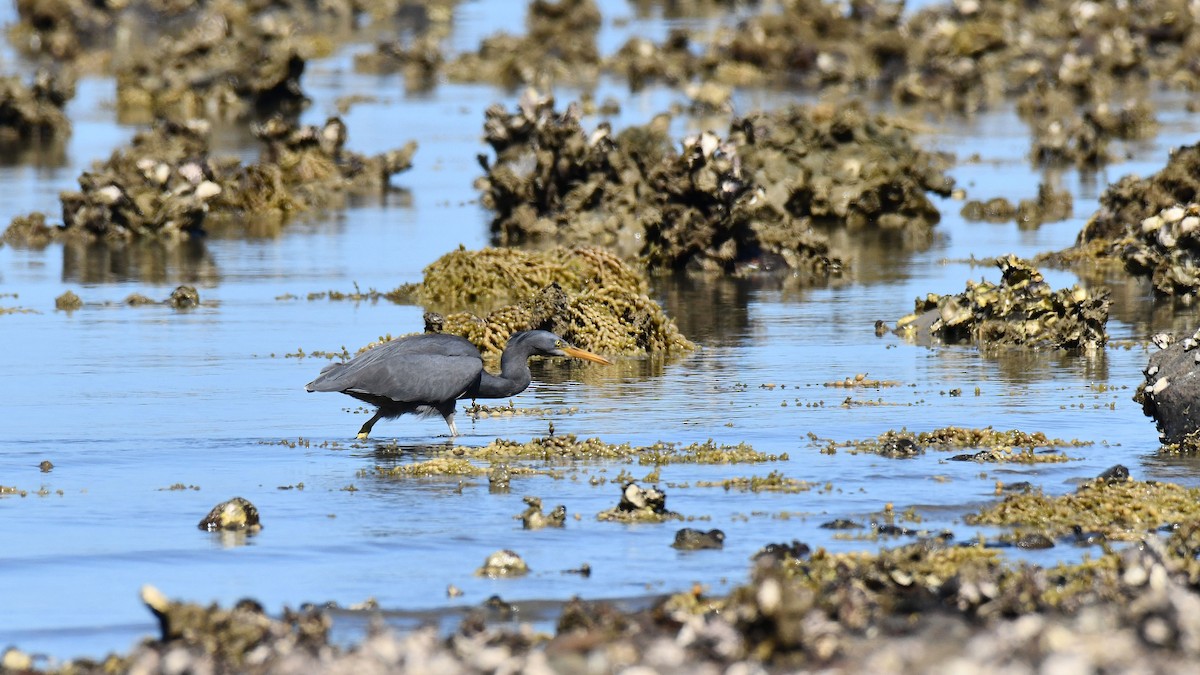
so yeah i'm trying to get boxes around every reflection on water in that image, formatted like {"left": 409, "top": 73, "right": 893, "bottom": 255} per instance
{"left": 0, "top": 138, "right": 68, "bottom": 168}
{"left": 60, "top": 236, "right": 219, "bottom": 285}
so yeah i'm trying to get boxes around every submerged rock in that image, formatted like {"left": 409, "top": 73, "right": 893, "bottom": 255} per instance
{"left": 198, "top": 497, "right": 262, "bottom": 532}
{"left": 895, "top": 255, "right": 1109, "bottom": 350}
{"left": 167, "top": 285, "right": 200, "bottom": 309}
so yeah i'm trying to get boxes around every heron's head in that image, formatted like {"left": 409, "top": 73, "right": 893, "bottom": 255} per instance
{"left": 516, "top": 330, "right": 612, "bottom": 364}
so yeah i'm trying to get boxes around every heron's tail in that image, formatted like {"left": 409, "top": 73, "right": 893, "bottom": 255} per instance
{"left": 305, "top": 362, "right": 346, "bottom": 392}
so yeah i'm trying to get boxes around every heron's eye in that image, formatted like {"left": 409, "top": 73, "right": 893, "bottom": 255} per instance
{"left": 555, "top": 340, "right": 562, "bottom": 347}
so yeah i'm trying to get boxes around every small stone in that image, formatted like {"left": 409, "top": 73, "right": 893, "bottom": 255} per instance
{"left": 198, "top": 497, "right": 262, "bottom": 532}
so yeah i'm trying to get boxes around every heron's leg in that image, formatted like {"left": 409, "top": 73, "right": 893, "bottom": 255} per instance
{"left": 444, "top": 413, "right": 459, "bottom": 437}
{"left": 357, "top": 409, "right": 384, "bottom": 440}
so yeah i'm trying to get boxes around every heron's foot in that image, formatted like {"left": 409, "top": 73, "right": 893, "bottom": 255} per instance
{"left": 356, "top": 431, "right": 369, "bottom": 440}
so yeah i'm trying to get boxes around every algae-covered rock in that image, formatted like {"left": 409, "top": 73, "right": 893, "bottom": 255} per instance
{"left": 54, "top": 290, "right": 82, "bottom": 311}
{"left": 408, "top": 246, "right": 693, "bottom": 357}
{"left": 198, "top": 497, "right": 262, "bottom": 532}
{"left": 895, "top": 255, "right": 1109, "bottom": 350}
{"left": 478, "top": 94, "right": 952, "bottom": 274}
{"left": 838, "top": 426, "right": 1087, "bottom": 461}
{"left": 475, "top": 549, "right": 530, "bottom": 578}
{"left": 597, "top": 482, "right": 682, "bottom": 523}
{"left": 2, "top": 117, "right": 415, "bottom": 244}
{"left": 517, "top": 496, "right": 566, "bottom": 529}
{"left": 967, "top": 476, "right": 1200, "bottom": 541}
{"left": 672, "top": 528, "right": 725, "bottom": 550}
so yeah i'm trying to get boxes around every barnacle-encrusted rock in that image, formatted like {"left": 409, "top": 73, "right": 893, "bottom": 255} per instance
{"left": 444, "top": 0, "right": 601, "bottom": 87}
{"left": 1073, "top": 145, "right": 1200, "bottom": 291}
{"left": 895, "top": 255, "right": 1109, "bottom": 350}
{"left": 115, "top": 4, "right": 316, "bottom": 121}
{"left": 1087, "top": 201, "right": 1200, "bottom": 299}
{"left": 354, "top": 34, "right": 444, "bottom": 91}
{"left": 479, "top": 94, "right": 950, "bottom": 274}
{"left": 1138, "top": 330, "right": 1200, "bottom": 448}
{"left": 407, "top": 246, "right": 693, "bottom": 356}
{"left": 3, "top": 117, "right": 415, "bottom": 244}
{"left": 198, "top": 497, "right": 262, "bottom": 532}
{"left": 0, "top": 70, "right": 75, "bottom": 143}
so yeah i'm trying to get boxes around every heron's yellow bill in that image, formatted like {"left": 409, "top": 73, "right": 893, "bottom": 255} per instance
{"left": 561, "top": 346, "right": 613, "bottom": 365}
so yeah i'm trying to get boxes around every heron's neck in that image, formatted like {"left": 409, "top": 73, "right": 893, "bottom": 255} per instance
{"left": 475, "top": 355, "right": 533, "bottom": 398}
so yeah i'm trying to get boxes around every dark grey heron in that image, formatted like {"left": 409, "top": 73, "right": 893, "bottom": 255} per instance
{"left": 305, "top": 330, "right": 612, "bottom": 438}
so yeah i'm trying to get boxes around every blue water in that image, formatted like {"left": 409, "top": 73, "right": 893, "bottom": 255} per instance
{"left": 2, "top": 0, "right": 1197, "bottom": 663}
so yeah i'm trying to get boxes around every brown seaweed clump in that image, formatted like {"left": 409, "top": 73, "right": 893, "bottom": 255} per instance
{"left": 444, "top": 0, "right": 601, "bottom": 88}
{"left": 0, "top": 70, "right": 75, "bottom": 144}
{"left": 2, "top": 117, "right": 415, "bottom": 244}
{"left": 1085, "top": 201, "right": 1200, "bottom": 300}
{"left": 479, "top": 94, "right": 951, "bottom": 274}
{"left": 409, "top": 246, "right": 693, "bottom": 357}
{"left": 895, "top": 255, "right": 1109, "bottom": 350}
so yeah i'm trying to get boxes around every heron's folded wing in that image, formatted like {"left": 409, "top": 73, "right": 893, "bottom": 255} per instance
{"left": 345, "top": 352, "right": 483, "bottom": 404}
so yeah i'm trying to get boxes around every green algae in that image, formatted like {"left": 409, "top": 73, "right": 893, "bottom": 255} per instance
{"left": 967, "top": 478, "right": 1200, "bottom": 540}
{"left": 830, "top": 426, "right": 1089, "bottom": 460}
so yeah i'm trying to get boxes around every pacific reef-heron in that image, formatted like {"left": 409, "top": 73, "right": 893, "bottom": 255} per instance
{"left": 305, "top": 330, "right": 612, "bottom": 438}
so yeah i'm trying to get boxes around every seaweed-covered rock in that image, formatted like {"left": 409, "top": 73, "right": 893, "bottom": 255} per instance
{"left": 479, "top": 94, "right": 949, "bottom": 274}
{"left": 0, "top": 70, "right": 75, "bottom": 144}
{"left": 895, "top": 255, "right": 1109, "bottom": 350}
{"left": 2, "top": 117, "right": 415, "bottom": 244}
{"left": 405, "top": 246, "right": 693, "bottom": 357}
{"left": 517, "top": 496, "right": 566, "bottom": 529}
{"left": 475, "top": 549, "right": 530, "bottom": 577}
{"left": 1138, "top": 331, "right": 1200, "bottom": 448}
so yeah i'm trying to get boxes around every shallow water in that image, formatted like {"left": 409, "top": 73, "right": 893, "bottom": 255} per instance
{"left": 3, "top": 0, "right": 1200, "bottom": 662}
